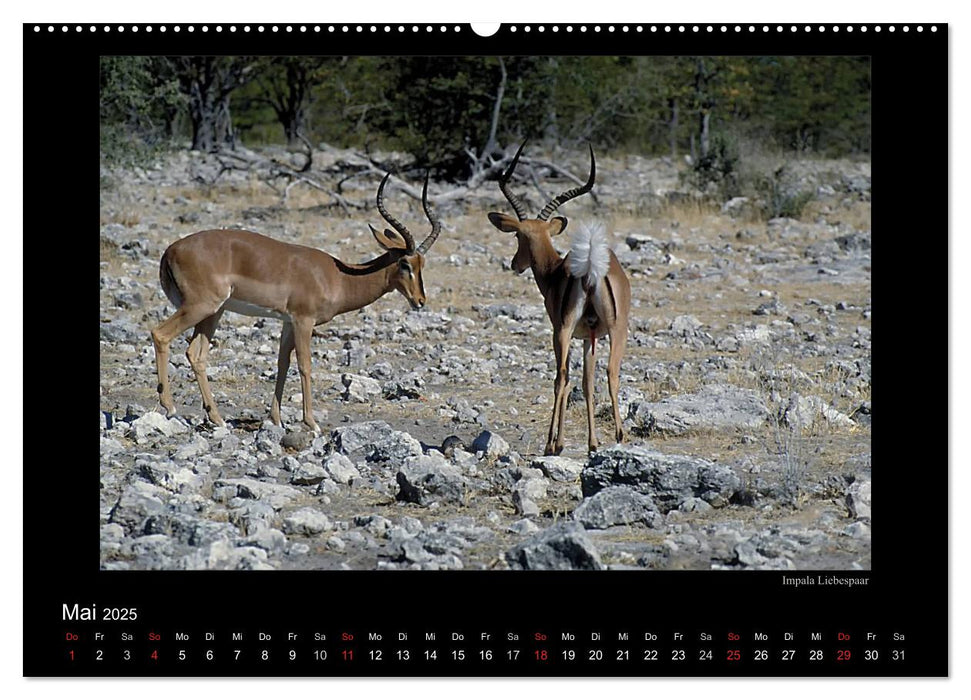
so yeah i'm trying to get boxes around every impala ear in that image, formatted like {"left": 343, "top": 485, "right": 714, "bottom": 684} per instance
{"left": 549, "top": 216, "right": 569, "bottom": 236}
{"left": 370, "top": 223, "right": 408, "bottom": 251}
{"left": 488, "top": 212, "right": 521, "bottom": 233}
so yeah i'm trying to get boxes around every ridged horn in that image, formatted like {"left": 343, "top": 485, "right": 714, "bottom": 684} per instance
{"left": 376, "top": 172, "right": 416, "bottom": 253}
{"left": 537, "top": 143, "right": 596, "bottom": 221}
{"left": 417, "top": 172, "right": 441, "bottom": 255}
{"left": 498, "top": 139, "right": 530, "bottom": 221}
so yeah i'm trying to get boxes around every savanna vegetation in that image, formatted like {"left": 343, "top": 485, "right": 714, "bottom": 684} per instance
{"left": 100, "top": 55, "right": 870, "bottom": 176}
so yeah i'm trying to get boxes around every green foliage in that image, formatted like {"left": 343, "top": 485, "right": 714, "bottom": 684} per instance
{"left": 684, "top": 133, "right": 742, "bottom": 198}
{"left": 100, "top": 56, "right": 183, "bottom": 166}
{"left": 679, "top": 141, "right": 817, "bottom": 221}
{"left": 99, "top": 123, "right": 160, "bottom": 170}
{"left": 751, "top": 56, "right": 870, "bottom": 154}
{"left": 99, "top": 55, "right": 871, "bottom": 170}
{"left": 372, "top": 56, "right": 505, "bottom": 176}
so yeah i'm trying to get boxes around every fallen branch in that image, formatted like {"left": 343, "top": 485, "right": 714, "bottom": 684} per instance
{"left": 519, "top": 156, "right": 601, "bottom": 207}
{"left": 202, "top": 141, "right": 600, "bottom": 212}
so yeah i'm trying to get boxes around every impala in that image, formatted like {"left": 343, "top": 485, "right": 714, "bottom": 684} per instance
{"left": 488, "top": 141, "right": 631, "bottom": 455}
{"left": 151, "top": 173, "right": 441, "bottom": 433}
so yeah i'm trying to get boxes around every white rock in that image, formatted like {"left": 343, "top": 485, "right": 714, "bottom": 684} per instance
{"left": 130, "top": 412, "right": 175, "bottom": 443}
{"left": 341, "top": 373, "right": 382, "bottom": 403}
{"left": 283, "top": 508, "right": 332, "bottom": 535}
{"left": 472, "top": 430, "right": 509, "bottom": 459}
{"left": 322, "top": 453, "right": 360, "bottom": 485}
{"left": 846, "top": 479, "right": 871, "bottom": 520}
{"left": 529, "top": 456, "right": 584, "bottom": 482}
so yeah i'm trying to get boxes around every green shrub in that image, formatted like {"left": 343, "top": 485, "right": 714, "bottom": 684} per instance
{"left": 756, "top": 165, "right": 814, "bottom": 220}
{"left": 100, "top": 124, "right": 172, "bottom": 170}
{"left": 682, "top": 133, "right": 742, "bottom": 199}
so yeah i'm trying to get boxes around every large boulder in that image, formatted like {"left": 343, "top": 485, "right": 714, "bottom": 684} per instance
{"left": 573, "top": 486, "right": 663, "bottom": 529}
{"left": 396, "top": 454, "right": 470, "bottom": 506}
{"left": 629, "top": 384, "right": 769, "bottom": 437}
{"left": 582, "top": 445, "right": 740, "bottom": 512}
{"left": 505, "top": 522, "right": 604, "bottom": 570}
{"left": 330, "top": 421, "right": 422, "bottom": 464}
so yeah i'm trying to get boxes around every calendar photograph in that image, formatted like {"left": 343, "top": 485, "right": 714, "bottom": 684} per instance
{"left": 98, "top": 51, "right": 872, "bottom": 573}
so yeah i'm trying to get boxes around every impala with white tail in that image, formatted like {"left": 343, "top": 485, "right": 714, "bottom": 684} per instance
{"left": 488, "top": 141, "right": 631, "bottom": 455}
{"left": 151, "top": 173, "right": 441, "bottom": 433}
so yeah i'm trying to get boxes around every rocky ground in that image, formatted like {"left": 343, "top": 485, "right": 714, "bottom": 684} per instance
{"left": 99, "top": 146, "right": 872, "bottom": 571}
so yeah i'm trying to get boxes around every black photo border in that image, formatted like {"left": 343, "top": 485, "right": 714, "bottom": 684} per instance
{"left": 24, "top": 22, "right": 948, "bottom": 678}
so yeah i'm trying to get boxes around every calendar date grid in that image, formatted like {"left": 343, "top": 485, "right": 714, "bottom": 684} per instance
{"left": 59, "top": 626, "right": 910, "bottom": 671}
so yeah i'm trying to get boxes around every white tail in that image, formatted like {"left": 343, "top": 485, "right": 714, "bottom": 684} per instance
{"left": 487, "top": 142, "right": 630, "bottom": 455}
{"left": 568, "top": 221, "right": 610, "bottom": 289}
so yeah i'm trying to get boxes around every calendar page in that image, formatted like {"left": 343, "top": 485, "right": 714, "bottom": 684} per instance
{"left": 24, "top": 20, "right": 947, "bottom": 677}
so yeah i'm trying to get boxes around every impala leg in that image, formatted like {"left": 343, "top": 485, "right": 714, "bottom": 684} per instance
{"left": 270, "top": 321, "right": 295, "bottom": 426}
{"left": 151, "top": 304, "right": 218, "bottom": 417}
{"left": 292, "top": 317, "right": 320, "bottom": 434}
{"left": 607, "top": 324, "right": 628, "bottom": 444}
{"left": 185, "top": 310, "right": 225, "bottom": 426}
{"left": 554, "top": 348, "right": 571, "bottom": 455}
{"left": 545, "top": 329, "right": 572, "bottom": 456}
{"left": 582, "top": 337, "right": 598, "bottom": 454}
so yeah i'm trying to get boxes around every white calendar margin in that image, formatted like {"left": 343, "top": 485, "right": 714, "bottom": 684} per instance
{"left": 3, "top": 1, "right": 964, "bottom": 698}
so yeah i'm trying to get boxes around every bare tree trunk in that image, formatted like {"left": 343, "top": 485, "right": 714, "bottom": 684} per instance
{"left": 463, "top": 56, "right": 508, "bottom": 182}
{"left": 669, "top": 97, "right": 678, "bottom": 158}
{"left": 272, "top": 60, "right": 311, "bottom": 147}
{"left": 189, "top": 88, "right": 221, "bottom": 151}
{"left": 693, "top": 58, "right": 716, "bottom": 161}
{"left": 546, "top": 57, "right": 559, "bottom": 145}
{"left": 481, "top": 57, "right": 506, "bottom": 159}
{"left": 284, "top": 117, "right": 303, "bottom": 147}
{"left": 217, "top": 96, "right": 235, "bottom": 149}
{"left": 699, "top": 110, "right": 710, "bottom": 160}
{"left": 179, "top": 57, "right": 254, "bottom": 152}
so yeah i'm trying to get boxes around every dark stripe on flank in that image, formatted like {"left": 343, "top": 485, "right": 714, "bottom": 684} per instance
{"left": 604, "top": 276, "right": 618, "bottom": 320}
{"left": 560, "top": 275, "right": 576, "bottom": 324}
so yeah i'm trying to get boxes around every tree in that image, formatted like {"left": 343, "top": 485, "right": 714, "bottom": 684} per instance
{"left": 373, "top": 56, "right": 516, "bottom": 178}
{"left": 255, "top": 57, "right": 330, "bottom": 146}
{"left": 173, "top": 56, "right": 258, "bottom": 151}
{"left": 756, "top": 56, "right": 870, "bottom": 154}
{"left": 100, "top": 55, "right": 871, "bottom": 165}
{"left": 100, "top": 56, "right": 183, "bottom": 164}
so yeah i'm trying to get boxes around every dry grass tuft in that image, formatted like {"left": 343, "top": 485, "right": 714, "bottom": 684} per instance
{"left": 101, "top": 210, "right": 141, "bottom": 227}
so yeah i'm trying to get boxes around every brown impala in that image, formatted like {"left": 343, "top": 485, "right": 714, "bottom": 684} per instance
{"left": 487, "top": 141, "right": 630, "bottom": 455}
{"left": 151, "top": 173, "right": 441, "bottom": 433}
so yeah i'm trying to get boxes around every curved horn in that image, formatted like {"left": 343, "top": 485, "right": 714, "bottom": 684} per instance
{"left": 537, "top": 143, "right": 596, "bottom": 221}
{"left": 498, "top": 139, "right": 530, "bottom": 221}
{"left": 417, "top": 172, "right": 441, "bottom": 255}
{"left": 376, "top": 172, "right": 416, "bottom": 253}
